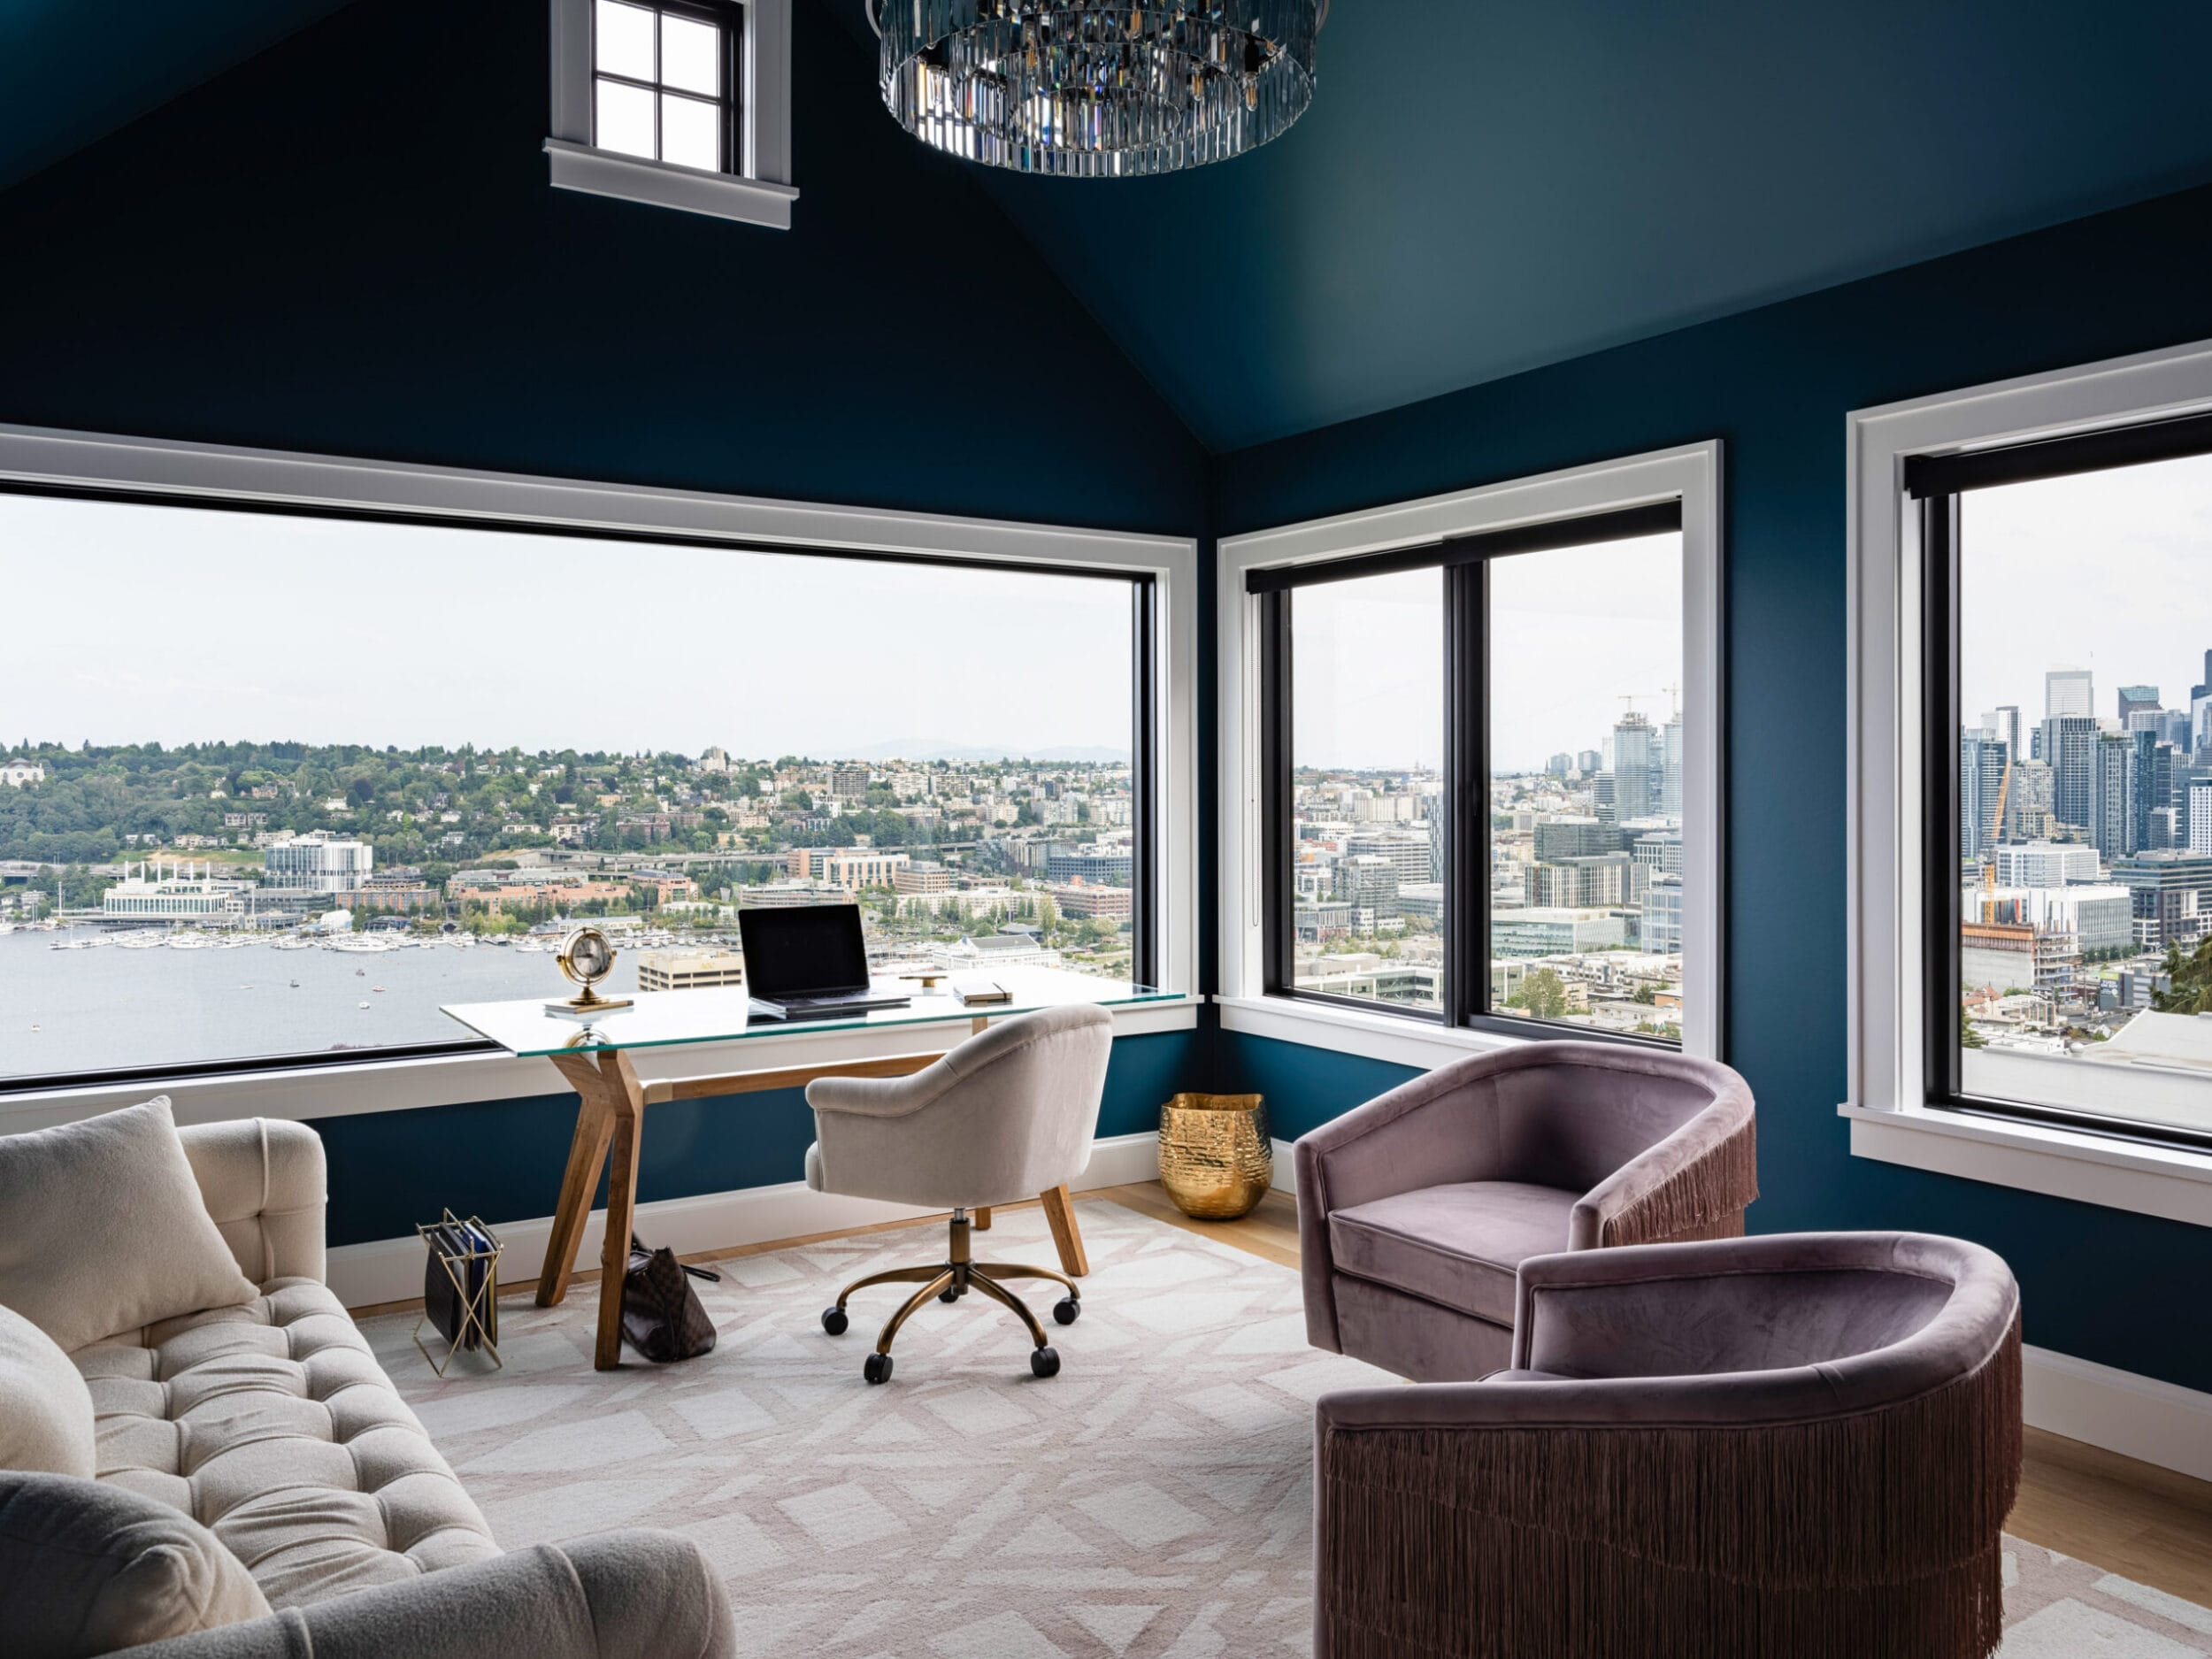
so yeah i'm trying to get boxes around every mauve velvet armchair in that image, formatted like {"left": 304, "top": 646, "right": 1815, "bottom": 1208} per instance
{"left": 1294, "top": 1043, "right": 1757, "bottom": 1380}
{"left": 1312, "top": 1232, "right": 2024, "bottom": 1659}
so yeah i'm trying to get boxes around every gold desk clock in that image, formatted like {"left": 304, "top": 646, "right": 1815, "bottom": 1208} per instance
{"left": 546, "top": 925, "right": 633, "bottom": 1018}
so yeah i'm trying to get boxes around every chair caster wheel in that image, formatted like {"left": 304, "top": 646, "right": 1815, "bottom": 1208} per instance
{"left": 821, "top": 1307, "right": 849, "bottom": 1336}
{"left": 1053, "top": 1297, "right": 1079, "bottom": 1325}
{"left": 939, "top": 1286, "right": 960, "bottom": 1302}
{"left": 864, "top": 1352, "right": 894, "bottom": 1385}
{"left": 1030, "top": 1346, "right": 1060, "bottom": 1379}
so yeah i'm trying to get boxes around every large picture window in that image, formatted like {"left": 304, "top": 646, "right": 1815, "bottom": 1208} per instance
{"left": 1254, "top": 500, "right": 1697, "bottom": 1046}
{"left": 1916, "top": 410, "right": 2212, "bottom": 1149}
{"left": 0, "top": 488, "right": 1159, "bottom": 1091}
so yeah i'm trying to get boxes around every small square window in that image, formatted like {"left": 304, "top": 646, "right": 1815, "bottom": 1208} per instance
{"left": 588, "top": 0, "right": 733, "bottom": 173}
{"left": 549, "top": 0, "right": 795, "bottom": 229}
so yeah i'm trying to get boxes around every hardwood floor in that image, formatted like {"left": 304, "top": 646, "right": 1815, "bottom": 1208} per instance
{"left": 364, "top": 1178, "right": 2212, "bottom": 1607}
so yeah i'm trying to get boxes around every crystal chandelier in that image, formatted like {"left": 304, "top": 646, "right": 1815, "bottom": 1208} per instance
{"left": 864, "top": 3, "right": 1325, "bottom": 177}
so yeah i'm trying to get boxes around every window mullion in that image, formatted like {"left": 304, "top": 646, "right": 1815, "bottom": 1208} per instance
{"left": 1445, "top": 560, "right": 1487, "bottom": 1025}
{"left": 1924, "top": 494, "right": 1963, "bottom": 1106}
{"left": 1260, "top": 590, "right": 1293, "bottom": 996}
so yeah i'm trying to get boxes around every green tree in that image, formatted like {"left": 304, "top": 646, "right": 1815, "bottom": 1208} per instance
{"left": 1523, "top": 968, "right": 1569, "bottom": 1020}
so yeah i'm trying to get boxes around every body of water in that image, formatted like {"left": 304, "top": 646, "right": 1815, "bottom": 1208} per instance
{"left": 0, "top": 929, "right": 649, "bottom": 1081}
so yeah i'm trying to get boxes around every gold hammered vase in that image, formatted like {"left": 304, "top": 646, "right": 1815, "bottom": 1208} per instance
{"left": 1158, "top": 1093, "right": 1272, "bottom": 1219}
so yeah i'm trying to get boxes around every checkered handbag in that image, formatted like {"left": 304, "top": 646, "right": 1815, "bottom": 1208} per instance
{"left": 619, "top": 1234, "right": 721, "bottom": 1362}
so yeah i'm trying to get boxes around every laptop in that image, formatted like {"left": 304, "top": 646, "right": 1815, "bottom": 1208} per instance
{"left": 739, "top": 903, "right": 911, "bottom": 1019}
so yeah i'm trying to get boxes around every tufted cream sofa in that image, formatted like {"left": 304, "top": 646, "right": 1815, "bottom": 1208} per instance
{"left": 0, "top": 1117, "right": 734, "bottom": 1659}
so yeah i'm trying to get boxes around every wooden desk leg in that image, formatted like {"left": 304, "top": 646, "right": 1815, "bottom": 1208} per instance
{"left": 539, "top": 1058, "right": 616, "bottom": 1308}
{"left": 595, "top": 1049, "right": 648, "bottom": 1371}
{"left": 974, "top": 1207, "right": 993, "bottom": 1230}
{"left": 1041, "top": 1184, "right": 1088, "bottom": 1277}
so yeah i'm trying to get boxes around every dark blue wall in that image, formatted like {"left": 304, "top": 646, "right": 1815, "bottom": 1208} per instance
{"left": 0, "top": 0, "right": 1204, "bottom": 533}
{"left": 1209, "top": 183, "right": 2212, "bottom": 1395}
{"left": 0, "top": 0, "right": 1211, "bottom": 1245}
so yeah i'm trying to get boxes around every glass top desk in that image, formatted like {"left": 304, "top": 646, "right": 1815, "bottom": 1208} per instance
{"left": 442, "top": 968, "right": 1179, "bottom": 1370}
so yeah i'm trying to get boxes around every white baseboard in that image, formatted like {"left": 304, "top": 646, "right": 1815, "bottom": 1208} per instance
{"left": 2022, "top": 1343, "right": 2212, "bottom": 1484}
{"left": 326, "top": 1131, "right": 1164, "bottom": 1309}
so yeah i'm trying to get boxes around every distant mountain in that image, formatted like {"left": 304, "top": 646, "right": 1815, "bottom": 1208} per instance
{"left": 841, "top": 738, "right": 1131, "bottom": 764}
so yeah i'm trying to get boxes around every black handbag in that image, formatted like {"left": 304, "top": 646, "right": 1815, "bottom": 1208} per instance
{"left": 620, "top": 1234, "right": 721, "bottom": 1362}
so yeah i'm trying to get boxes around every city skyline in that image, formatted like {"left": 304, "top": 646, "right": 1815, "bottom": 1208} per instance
{"left": 1960, "top": 451, "right": 2212, "bottom": 726}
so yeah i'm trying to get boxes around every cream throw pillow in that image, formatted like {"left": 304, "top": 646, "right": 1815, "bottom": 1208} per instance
{"left": 0, "top": 1303, "right": 96, "bottom": 1478}
{"left": 0, "top": 1099, "right": 258, "bottom": 1353}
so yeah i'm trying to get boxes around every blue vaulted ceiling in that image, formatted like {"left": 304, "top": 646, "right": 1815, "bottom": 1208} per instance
{"left": 7, "top": 2, "right": 2212, "bottom": 451}
{"left": 832, "top": 0, "right": 2212, "bottom": 449}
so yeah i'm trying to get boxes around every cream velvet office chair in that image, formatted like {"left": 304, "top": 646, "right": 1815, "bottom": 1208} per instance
{"left": 804, "top": 1003, "right": 1113, "bottom": 1383}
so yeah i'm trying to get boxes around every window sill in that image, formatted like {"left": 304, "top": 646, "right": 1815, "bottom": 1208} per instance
{"left": 0, "top": 996, "right": 1201, "bottom": 1133}
{"left": 543, "top": 138, "right": 797, "bottom": 229}
{"left": 1216, "top": 994, "right": 1524, "bottom": 1071}
{"left": 1838, "top": 1102, "right": 2212, "bottom": 1228}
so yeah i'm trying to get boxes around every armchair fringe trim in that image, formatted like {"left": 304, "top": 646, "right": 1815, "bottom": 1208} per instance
{"left": 1598, "top": 1117, "right": 1759, "bottom": 1248}
{"left": 1317, "top": 1315, "right": 2022, "bottom": 1659}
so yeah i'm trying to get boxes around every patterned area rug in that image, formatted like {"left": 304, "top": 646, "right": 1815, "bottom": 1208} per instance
{"left": 361, "top": 1201, "right": 2212, "bottom": 1657}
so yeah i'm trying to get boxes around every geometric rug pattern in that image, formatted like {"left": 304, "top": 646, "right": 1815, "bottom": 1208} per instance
{"left": 359, "top": 1200, "right": 2212, "bottom": 1657}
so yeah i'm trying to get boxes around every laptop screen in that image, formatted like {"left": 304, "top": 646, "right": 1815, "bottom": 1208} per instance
{"left": 738, "top": 904, "right": 872, "bottom": 1000}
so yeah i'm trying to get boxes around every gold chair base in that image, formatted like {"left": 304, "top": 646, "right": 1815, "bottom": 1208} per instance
{"left": 823, "top": 1210, "right": 1077, "bottom": 1383}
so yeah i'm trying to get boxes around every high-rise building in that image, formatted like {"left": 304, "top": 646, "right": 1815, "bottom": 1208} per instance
{"left": 1533, "top": 817, "right": 1624, "bottom": 860}
{"left": 1345, "top": 831, "right": 1434, "bottom": 885}
{"left": 2117, "top": 685, "right": 2160, "bottom": 728}
{"left": 1575, "top": 749, "right": 1602, "bottom": 776}
{"left": 2112, "top": 850, "right": 2212, "bottom": 950}
{"left": 1611, "top": 713, "right": 1657, "bottom": 820}
{"left": 2002, "top": 759, "right": 2055, "bottom": 841}
{"left": 1981, "top": 706, "right": 2022, "bottom": 764}
{"left": 2129, "top": 733, "right": 2174, "bottom": 857}
{"left": 2090, "top": 733, "right": 2134, "bottom": 859}
{"left": 1333, "top": 855, "right": 1401, "bottom": 918}
{"left": 1525, "top": 854, "right": 1632, "bottom": 909}
{"left": 2039, "top": 716, "right": 2101, "bottom": 835}
{"left": 1641, "top": 874, "right": 1684, "bottom": 956}
{"left": 2193, "top": 649, "right": 2212, "bottom": 757}
{"left": 1546, "top": 752, "right": 1573, "bottom": 779}
{"left": 1993, "top": 841, "right": 2098, "bottom": 887}
{"left": 1959, "top": 729, "right": 2008, "bottom": 861}
{"left": 2045, "top": 668, "right": 2093, "bottom": 719}
{"left": 2193, "top": 781, "right": 2212, "bottom": 856}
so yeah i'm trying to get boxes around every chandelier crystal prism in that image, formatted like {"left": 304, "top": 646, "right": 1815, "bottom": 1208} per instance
{"left": 866, "top": 2, "right": 1325, "bottom": 177}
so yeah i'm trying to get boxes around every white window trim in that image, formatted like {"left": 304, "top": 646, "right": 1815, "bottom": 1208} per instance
{"left": 1845, "top": 336, "right": 2212, "bottom": 1225}
{"left": 547, "top": 0, "right": 796, "bottom": 231}
{"left": 0, "top": 420, "right": 1200, "bottom": 1130}
{"left": 1215, "top": 441, "right": 1726, "bottom": 1069}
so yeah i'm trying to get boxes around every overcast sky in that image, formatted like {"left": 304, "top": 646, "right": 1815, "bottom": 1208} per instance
{"left": 1291, "top": 534, "right": 1684, "bottom": 773}
{"left": 1, "top": 492, "right": 1134, "bottom": 759}
{"left": 1961, "top": 452, "right": 2212, "bottom": 726}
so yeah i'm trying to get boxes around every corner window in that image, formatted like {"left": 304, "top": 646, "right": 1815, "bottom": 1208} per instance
{"left": 1255, "top": 501, "right": 1700, "bottom": 1046}
{"left": 1917, "top": 412, "right": 2212, "bottom": 1149}
{"left": 546, "top": 0, "right": 795, "bottom": 229}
